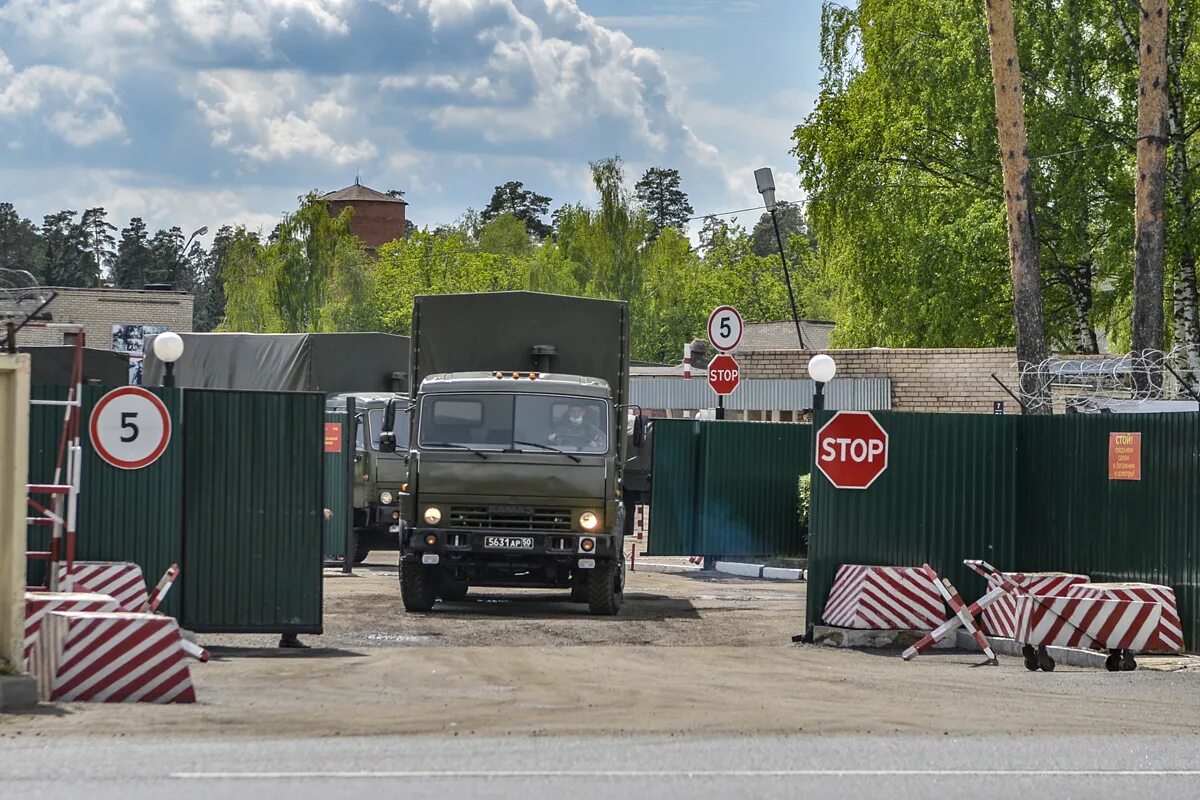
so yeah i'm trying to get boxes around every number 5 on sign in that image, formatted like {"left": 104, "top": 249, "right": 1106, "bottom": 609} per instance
{"left": 707, "top": 305, "right": 743, "bottom": 353}
{"left": 89, "top": 386, "right": 173, "bottom": 470}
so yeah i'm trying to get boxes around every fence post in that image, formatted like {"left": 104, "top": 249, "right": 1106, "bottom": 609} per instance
{"left": 0, "top": 354, "right": 30, "bottom": 674}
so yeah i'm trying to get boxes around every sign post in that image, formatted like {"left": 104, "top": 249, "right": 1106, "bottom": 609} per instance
{"left": 706, "top": 306, "right": 743, "bottom": 420}
{"left": 88, "top": 386, "right": 172, "bottom": 470}
{"left": 815, "top": 411, "right": 889, "bottom": 489}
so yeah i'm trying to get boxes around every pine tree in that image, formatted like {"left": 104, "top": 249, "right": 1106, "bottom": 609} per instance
{"left": 634, "top": 167, "right": 693, "bottom": 241}
{"left": 482, "top": 181, "right": 553, "bottom": 240}
{"left": 114, "top": 218, "right": 154, "bottom": 289}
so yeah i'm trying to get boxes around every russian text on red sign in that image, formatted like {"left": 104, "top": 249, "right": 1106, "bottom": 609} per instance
{"left": 815, "top": 411, "right": 889, "bottom": 489}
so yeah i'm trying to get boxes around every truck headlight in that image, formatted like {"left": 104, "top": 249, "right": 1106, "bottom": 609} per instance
{"left": 424, "top": 507, "right": 442, "bottom": 525}
{"left": 380, "top": 491, "right": 395, "bottom": 505}
{"left": 579, "top": 511, "right": 599, "bottom": 531}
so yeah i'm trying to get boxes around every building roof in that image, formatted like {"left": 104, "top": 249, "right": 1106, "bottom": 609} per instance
{"left": 321, "top": 181, "right": 408, "bottom": 204}
{"left": 739, "top": 319, "right": 836, "bottom": 351}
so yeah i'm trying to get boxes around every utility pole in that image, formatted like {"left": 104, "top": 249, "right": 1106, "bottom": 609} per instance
{"left": 1132, "top": 0, "right": 1170, "bottom": 393}
{"left": 983, "top": 0, "right": 1050, "bottom": 412}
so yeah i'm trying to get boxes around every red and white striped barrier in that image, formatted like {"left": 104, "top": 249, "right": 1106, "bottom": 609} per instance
{"left": 979, "top": 571, "right": 1089, "bottom": 638}
{"left": 24, "top": 592, "right": 119, "bottom": 667}
{"left": 148, "top": 563, "right": 180, "bottom": 613}
{"left": 1065, "top": 583, "right": 1183, "bottom": 654}
{"left": 823, "top": 564, "right": 946, "bottom": 630}
{"left": 1014, "top": 595, "right": 1162, "bottom": 651}
{"left": 59, "top": 562, "right": 150, "bottom": 612}
{"left": 32, "top": 611, "right": 196, "bottom": 703}
{"left": 902, "top": 565, "right": 1003, "bottom": 662}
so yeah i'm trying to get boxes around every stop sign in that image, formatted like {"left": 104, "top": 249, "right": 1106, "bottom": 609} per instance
{"left": 816, "top": 411, "right": 889, "bottom": 489}
{"left": 707, "top": 353, "right": 740, "bottom": 396}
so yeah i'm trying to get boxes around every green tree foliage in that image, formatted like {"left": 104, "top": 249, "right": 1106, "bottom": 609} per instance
{"left": 148, "top": 227, "right": 188, "bottom": 288}
{"left": 794, "top": 0, "right": 1200, "bottom": 353}
{"left": 0, "top": 202, "right": 45, "bottom": 277}
{"left": 751, "top": 201, "right": 807, "bottom": 259}
{"left": 79, "top": 207, "right": 116, "bottom": 284}
{"left": 41, "top": 211, "right": 96, "bottom": 287}
{"left": 482, "top": 181, "right": 553, "bottom": 240}
{"left": 114, "top": 218, "right": 154, "bottom": 289}
{"left": 634, "top": 167, "right": 693, "bottom": 241}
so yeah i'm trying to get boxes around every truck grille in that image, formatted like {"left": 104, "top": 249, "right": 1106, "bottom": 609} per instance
{"left": 449, "top": 505, "right": 573, "bottom": 532}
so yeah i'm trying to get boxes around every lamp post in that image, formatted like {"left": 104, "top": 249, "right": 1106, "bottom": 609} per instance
{"left": 183, "top": 226, "right": 209, "bottom": 253}
{"left": 808, "top": 353, "right": 836, "bottom": 412}
{"left": 754, "top": 167, "right": 806, "bottom": 350}
{"left": 153, "top": 331, "right": 185, "bottom": 388}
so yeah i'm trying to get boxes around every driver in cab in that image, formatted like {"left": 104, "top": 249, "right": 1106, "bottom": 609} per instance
{"left": 548, "top": 404, "right": 604, "bottom": 450}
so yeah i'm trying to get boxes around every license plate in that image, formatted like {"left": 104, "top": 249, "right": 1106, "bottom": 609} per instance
{"left": 484, "top": 536, "right": 534, "bottom": 550}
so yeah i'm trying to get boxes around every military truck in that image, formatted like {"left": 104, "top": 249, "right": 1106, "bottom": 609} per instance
{"left": 383, "top": 292, "right": 644, "bottom": 615}
{"left": 326, "top": 392, "right": 410, "bottom": 562}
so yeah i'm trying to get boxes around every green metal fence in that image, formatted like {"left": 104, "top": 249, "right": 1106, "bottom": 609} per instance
{"left": 648, "top": 419, "right": 813, "bottom": 556}
{"left": 323, "top": 408, "right": 353, "bottom": 559}
{"left": 27, "top": 384, "right": 184, "bottom": 617}
{"left": 806, "top": 411, "right": 1019, "bottom": 632}
{"left": 1016, "top": 413, "right": 1200, "bottom": 648}
{"left": 180, "top": 389, "right": 325, "bottom": 633}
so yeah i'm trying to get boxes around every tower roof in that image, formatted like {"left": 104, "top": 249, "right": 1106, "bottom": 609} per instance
{"left": 321, "top": 181, "right": 407, "bottom": 204}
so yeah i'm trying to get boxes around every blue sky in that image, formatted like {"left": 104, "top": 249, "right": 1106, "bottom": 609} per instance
{"left": 0, "top": 0, "right": 824, "bottom": 246}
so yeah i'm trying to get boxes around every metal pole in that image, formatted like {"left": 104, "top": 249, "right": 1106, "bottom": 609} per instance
{"left": 770, "top": 210, "right": 806, "bottom": 350}
{"left": 716, "top": 395, "right": 725, "bottom": 420}
{"left": 163, "top": 362, "right": 176, "bottom": 388}
{"left": 813, "top": 381, "right": 825, "bottom": 411}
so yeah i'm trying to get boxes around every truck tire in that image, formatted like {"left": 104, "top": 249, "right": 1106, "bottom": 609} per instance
{"left": 401, "top": 561, "right": 438, "bottom": 612}
{"left": 588, "top": 557, "right": 624, "bottom": 616}
{"left": 439, "top": 576, "right": 469, "bottom": 602}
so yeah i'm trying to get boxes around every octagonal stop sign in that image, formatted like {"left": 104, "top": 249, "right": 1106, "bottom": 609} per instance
{"left": 816, "top": 411, "right": 889, "bottom": 489}
{"left": 707, "top": 352, "right": 740, "bottom": 396}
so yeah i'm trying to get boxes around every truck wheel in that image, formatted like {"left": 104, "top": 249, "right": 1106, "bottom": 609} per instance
{"left": 588, "top": 557, "right": 624, "bottom": 616}
{"left": 439, "top": 577, "right": 469, "bottom": 602}
{"left": 401, "top": 561, "right": 438, "bottom": 612}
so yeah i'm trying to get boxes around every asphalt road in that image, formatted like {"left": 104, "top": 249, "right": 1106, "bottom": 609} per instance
{"left": 6, "top": 734, "right": 1200, "bottom": 800}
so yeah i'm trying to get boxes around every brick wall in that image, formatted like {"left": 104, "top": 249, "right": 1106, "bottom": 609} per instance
{"left": 327, "top": 199, "right": 407, "bottom": 252}
{"left": 16, "top": 287, "right": 194, "bottom": 349}
{"left": 739, "top": 348, "right": 1022, "bottom": 414}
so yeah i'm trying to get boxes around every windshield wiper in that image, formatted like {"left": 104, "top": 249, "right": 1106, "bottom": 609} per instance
{"left": 425, "top": 442, "right": 489, "bottom": 459}
{"left": 512, "top": 439, "right": 582, "bottom": 463}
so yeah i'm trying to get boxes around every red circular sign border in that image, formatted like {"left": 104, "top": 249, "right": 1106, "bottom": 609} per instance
{"left": 815, "top": 410, "right": 889, "bottom": 490}
{"left": 89, "top": 386, "right": 173, "bottom": 470}
{"left": 707, "top": 352, "right": 741, "bottom": 396}
{"left": 707, "top": 305, "right": 744, "bottom": 353}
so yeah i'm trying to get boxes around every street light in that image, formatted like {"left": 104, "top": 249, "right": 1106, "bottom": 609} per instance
{"left": 808, "top": 353, "right": 836, "bottom": 412}
{"left": 153, "top": 331, "right": 185, "bottom": 388}
{"left": 183, "top": 226, "right": 209, "bottom": 253}
{"left": 754, "top": 167, "right": 805, "bottom": 350}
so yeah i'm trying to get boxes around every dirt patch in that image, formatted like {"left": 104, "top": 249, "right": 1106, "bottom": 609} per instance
{"left": 3, "top": 555, "right": 1199, "bottom": 740}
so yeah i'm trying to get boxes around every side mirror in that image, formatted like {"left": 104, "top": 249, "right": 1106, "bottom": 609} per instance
{"left": 380, "top": 398, "right": 398, "bottom": 452}
{"left": 632, "top": 414, "right": 647, "bottom": 448}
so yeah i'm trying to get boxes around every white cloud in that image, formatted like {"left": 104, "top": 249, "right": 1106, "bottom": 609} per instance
{"left": 196, "top": 70, "right": 376, "bottom": 165}
{"left": 0, "top": 49, "right": 126, "bottom": 146}
{"left": 595, "top": 15, "right": 714, "bottom": 30}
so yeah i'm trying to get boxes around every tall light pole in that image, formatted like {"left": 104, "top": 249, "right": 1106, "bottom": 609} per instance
{"left": 183, "top": 226, "right": 209, "bottom": 253}
{"left": 754, "top": 167, "right": 806, "bottom": 350}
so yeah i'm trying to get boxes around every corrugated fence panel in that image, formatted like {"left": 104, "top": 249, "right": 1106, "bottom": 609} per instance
{"left": 697, "top": 421, "right": 812, "bottom": 556}
{"left": 27, "top": 384, "right": 183, "bottom": 616}
{"left": 646, "top": 419, "right": 700, "bottom": 555}
{"left": 1017, "top": 414, "right": 1200, "bottom": 649}
{"left": 181, "top": 389, "right": 324, "bottom": 633}
{"left": 323, "top": 409, "right": 352, "bottom": 559}
{"left": 806, "top": 412, "right": 1018, "bottom": 631}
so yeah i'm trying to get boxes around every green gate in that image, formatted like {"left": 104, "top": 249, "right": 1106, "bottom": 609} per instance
{"left": 323, "top": 407, "right": 353, "bottom": 560}
{"left": 181, "top": 389, "right": 325, "bottom": 633}
{"left": 648, "top": 419, "right": 813, "bottom": 556}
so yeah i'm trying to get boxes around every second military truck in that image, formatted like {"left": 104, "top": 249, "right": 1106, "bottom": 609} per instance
{"left": 385, "top": 291, "right": 642, "bottom": 615}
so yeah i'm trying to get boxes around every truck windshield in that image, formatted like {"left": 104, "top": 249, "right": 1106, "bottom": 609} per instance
{"left": 367, "top": 408, "right": 410, "bottom": 451}
{"left": 419, "top": 394, "right": 608, "bottom": 454}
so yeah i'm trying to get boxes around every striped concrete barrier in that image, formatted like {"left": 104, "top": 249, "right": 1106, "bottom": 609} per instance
{"left": 32, "top": 611, "right": 196, "bottom": 703}
{"left": 980, "top": 571, "right": 1089, "bottom": 638}
{"left": 1065, "top": 583, "right": 1183, "bottom": 654}
{"left": 23, "top": 592, "right": 119, "bottom": 667}
{"left": 823, "top": 564, "right": 946, "bottom": 631}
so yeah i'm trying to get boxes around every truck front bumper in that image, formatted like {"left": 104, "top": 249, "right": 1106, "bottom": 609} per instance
{"left": 404, "top": 528, "right": 618, "bottom": 564}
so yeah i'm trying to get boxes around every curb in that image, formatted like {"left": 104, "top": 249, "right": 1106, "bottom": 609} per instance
{"left": 811, "top": 625, "right": 1112, "bottom": 669}
{"left": 632, "top": 561, "right": 701, "bottom": 575}
{"left": 715, "top": 561, "right": 807, "bottom": 581}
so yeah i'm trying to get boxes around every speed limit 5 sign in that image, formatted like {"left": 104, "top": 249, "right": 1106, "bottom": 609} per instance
{"left": 707, "top": 305, "right": 743, "bottom": 352}
{"left": 89, "top": 386, "right": 172, "bottom": 470}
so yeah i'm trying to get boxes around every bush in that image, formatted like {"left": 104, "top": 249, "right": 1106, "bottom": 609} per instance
{"left": 796, "top": 473, "right": 811, "bottom": 552}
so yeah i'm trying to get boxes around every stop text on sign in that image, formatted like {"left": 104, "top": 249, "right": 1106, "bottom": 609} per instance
{"left": 815, "top": 411, "right": 889, "bottom": 490}
{"left": 821, "top": 437, "right": 885, "bottom": 464}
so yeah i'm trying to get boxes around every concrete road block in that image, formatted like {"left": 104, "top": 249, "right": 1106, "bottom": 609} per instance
{"left": 714, "top": 562, "right": 763, "bottom": 578}
{"left": 762, "top": 567, "right": 803, "bottom": 581}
